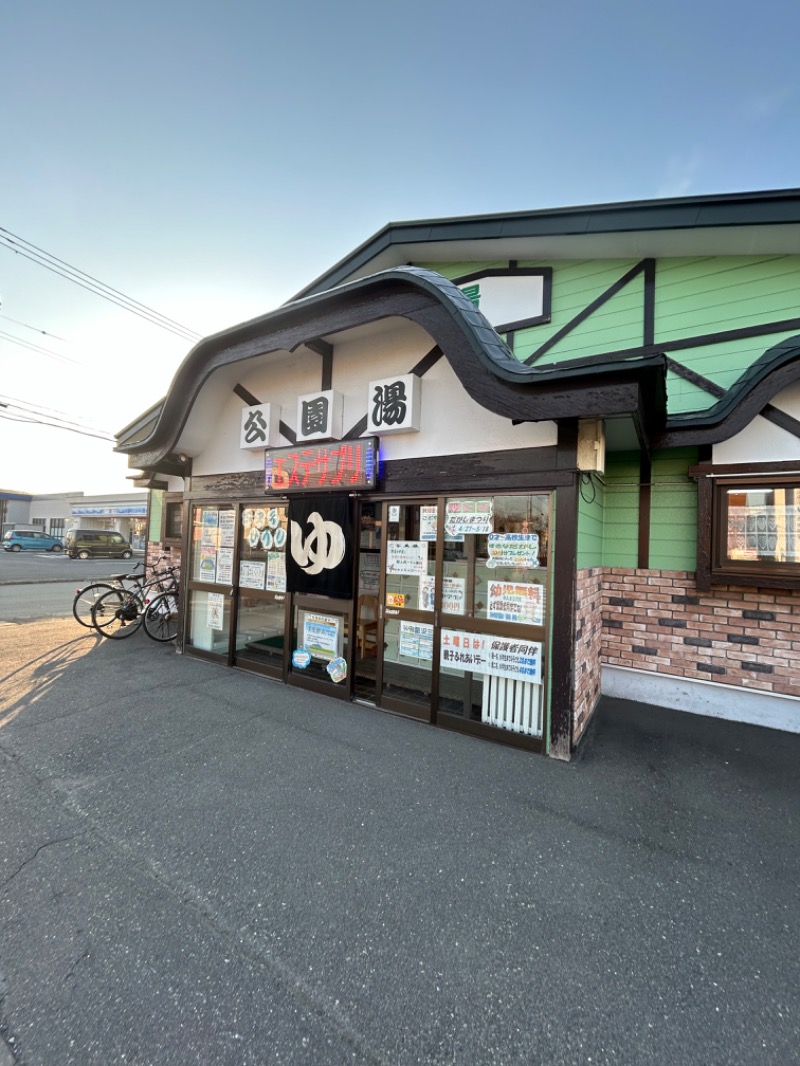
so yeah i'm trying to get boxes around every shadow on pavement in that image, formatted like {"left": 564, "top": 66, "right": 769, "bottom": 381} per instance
{"left": 0, "top": 619, "right": 797, "bottom": 1066}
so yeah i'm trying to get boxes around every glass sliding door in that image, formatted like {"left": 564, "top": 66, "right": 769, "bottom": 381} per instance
{"left": 370, "top": 493, "right": 550, "bottom": 746}
{"left": 233, "top": 503, "right": 289, "bottom": 678}
{"left": 436, "top": 493, "right": 550, "bottom": 746}
{"left": 352, "top": 502, "right": 381, "bottom": 702}
{"left": 378, "top": 500, "right": 437, "bottom": 720}
{"left": 185, "top": 503, "right": 237, "bottom": 661}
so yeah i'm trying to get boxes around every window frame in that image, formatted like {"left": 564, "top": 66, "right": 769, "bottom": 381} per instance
{"left": 698, "top": 468, "right": 800, "bottom": 589}
{"left": 451, "top": 266, "right": 553, "bottom": 334}
{"left": 162, "top": 493, "right": 184, "bottom": 545}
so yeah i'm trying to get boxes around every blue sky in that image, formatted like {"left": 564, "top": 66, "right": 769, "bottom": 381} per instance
{"left": 2, "top": 0, "right": 798, "bottom": 493}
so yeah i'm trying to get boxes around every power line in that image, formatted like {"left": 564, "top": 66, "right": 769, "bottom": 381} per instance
{"left": 0, "top": 328, "right": 84, "bottom": 366}
{"left": 2, "top": 400, "right": 114, "bottom": 434}
{"left": 0, "top": 410, "right": 115, "bottom": 442}
{"left": 0, "top": 226, "right": 203, "bottom": 343}
{"left": 0, "top": 312, "right": 67, "bottom": 342}
{"left": 1, "top": 393, "right": 114, "bottom": 430}
{"left": 0, "top": 392, "right": 95, "bottom": 421}
{"left": 0, "top": 397, "right": 115, "bottom": 441}
{"left": 0, "top": 234, "right": 201, "bottom": 343}
{"left": 0, "top": 225, "right": 203, "bottom": 339}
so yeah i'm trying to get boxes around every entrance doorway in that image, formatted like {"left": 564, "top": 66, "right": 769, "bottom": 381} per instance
{"left": 233, "top": 503, "right": 290, "bottom": 678}
{"left": 353, "top": 493, "right": 551, "bottom": 748}
{"left": 183, "top": 500, "right": 291, "bottom": 675}
{"left": 181, "top": 490, "right": 551, "bottom": 751}
{"left": 378, "top": 499, "right": 437, "bottom": 719}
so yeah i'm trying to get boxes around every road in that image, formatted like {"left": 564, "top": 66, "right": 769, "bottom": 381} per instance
{"left": 0, "top": 550, "right": 146, "bottom": 587}
{"left": 0, "top": 582, "right": 79, "bottom": 621}
{"left": 0, "top": 551, "right": 149, "bottom": 622}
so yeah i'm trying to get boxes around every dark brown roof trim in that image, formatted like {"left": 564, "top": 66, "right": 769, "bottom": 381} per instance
{"left": 294, "top": 189, "right": 800, "bottom": 299}
{"left": 658, "top": 333, "right": 800, "bottom": 447}
{"left": 116, "top": 266, "right": 667, "bottom": 469}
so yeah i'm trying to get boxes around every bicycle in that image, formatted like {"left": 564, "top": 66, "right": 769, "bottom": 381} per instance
{"left": 72, "top": 562, "right": 145, "bottom": 628}
{"left": 142, "top": 588, "right": 181, "bottom": 642}
{"left": 72, "top": 554, "right": 174, "bottom": 628}
{"left": 90, "top": 564, "right": 180, "bottom": 640}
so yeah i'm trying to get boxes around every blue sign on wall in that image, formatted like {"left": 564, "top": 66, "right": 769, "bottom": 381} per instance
{"left": 72, "top": 506, "right": 147, "bottom": 517}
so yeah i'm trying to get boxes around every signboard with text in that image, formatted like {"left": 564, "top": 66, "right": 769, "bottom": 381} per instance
{"left": 440, "top": 629, "right": 542, "bottom": 684}
{"left": 487, "top": 581, "right": 544, "bottom": 626}
{"left": 457, "top": 271, "right": 550, "bottom": 332}
{"left": 366, "top": 374, "right": 421, "bottom": 435}
{"left": 444, "top": 499, "right": 494, "bottom": 536}
{"left": 265, "top": 438, "right": 378, "bottom": 493}
{"left": 72, "top": 505, "right": 147, "bottom": 517}
{"left": 386, "top": 540, "right": 428, "bottom": 576}
{"left": 240, "top": 403, "right": 281, "bottom": 450}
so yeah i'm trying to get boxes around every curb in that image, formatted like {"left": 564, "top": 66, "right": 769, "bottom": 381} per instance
{"left": 0, "top": 578, "right": 90, "bottom": 587}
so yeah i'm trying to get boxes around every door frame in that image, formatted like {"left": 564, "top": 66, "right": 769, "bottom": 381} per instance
{"left": 367, "top": 491, "right": 552, "bottom": 749}
{"left": 181, "top": 500, "right": 238, "bottom": 665}
{"left": 373, "top": 497, "right": 439, "bottom": 722}
{"left": 286, "top": 592, "right": 354, "bottom": 701}
{"left": 230, "top": 499, "right": 292, "bottom": 679}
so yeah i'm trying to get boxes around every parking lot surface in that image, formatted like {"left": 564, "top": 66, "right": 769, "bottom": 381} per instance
{"left": 0, "top": 618, "right": 798, "bottom": 1065}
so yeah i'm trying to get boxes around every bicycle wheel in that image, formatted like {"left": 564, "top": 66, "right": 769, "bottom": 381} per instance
{"left": 73, "top": 583, "right": 120, "bottom": 627}
{"left": 142, "top": 592, "right": 180, "bottom": 642}
{"left": 91, "top": 589, "right": 145, "bottom": 639}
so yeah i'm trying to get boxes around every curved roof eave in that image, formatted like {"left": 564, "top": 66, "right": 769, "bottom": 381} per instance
{"left": 115, "top": 265, "right": 668, "bottom": 469}
{"left": 658, "top": 333, "right": 800, "bottom": 448}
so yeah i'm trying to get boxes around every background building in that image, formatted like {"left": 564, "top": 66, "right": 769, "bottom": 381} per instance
{"left": 1, "top": 490, "right": 147, "bottom": 548}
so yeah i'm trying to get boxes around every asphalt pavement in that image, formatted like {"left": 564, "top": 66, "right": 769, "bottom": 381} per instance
{"left": 0, "top": 617, "right": 798, "bottom": 1066}
{"left": 0, "top": 550, "right": 147, "bottom": 586}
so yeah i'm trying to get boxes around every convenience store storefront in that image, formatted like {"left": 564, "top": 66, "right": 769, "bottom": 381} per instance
{"left": 70, "top": 499, "right": 148, "bottom": 548}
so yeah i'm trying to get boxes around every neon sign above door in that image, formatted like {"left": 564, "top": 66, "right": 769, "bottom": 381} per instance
{"left": 265, "top": 437, "right": 378, "bottom": 493}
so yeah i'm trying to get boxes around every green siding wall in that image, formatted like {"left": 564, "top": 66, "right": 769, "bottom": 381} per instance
{"left": 148, "top": 490, "right": 163, "bottom": 542}
{"left": 654, "top": 256, "right": 800, "bottom": 340}
{"left": 576, "top": 474, "right": 605, "bottom": 569}
{"left": 426, "top": 261, "right": 509, "bottom": 281}
{"left": 649, "top": 449, "right": 697, "bottom": 571}
{"left": 576, "top": 450, "right": 697, "bottom": 573}
{"left": 428, "top": 258, "right": 646, "bottom": 366}
{"left": 602, "top": 453, "right": 639, "bottom": 568}
{"left": 519, "top": 261, "right": 644, "bottom": 365}
{"left": 421, "top": 254, "right": 800, "bottom": 420}
{"left": 666, "top": 327, "right": 800, "bottom": 413}
{"left": 577, "top": 450, "right": 697, "bottom": 573}
{"left": 427, "top": 254, "right": 714, "bottom": 571}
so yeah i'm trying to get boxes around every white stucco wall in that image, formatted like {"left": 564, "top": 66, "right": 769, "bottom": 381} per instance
{"left": 187, "top": 318, "right": 556, "bottom": 477}
{"left": 2, "top": 499, "right": 32, "bottom": 527}
{"left": 713, "top": 382, "right": 800, "bottom": 464}
{"left": 30, "top": 495, "right": 75, "bottom": 521}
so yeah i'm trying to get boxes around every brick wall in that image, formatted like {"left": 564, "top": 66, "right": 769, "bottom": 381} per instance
{"left": 146, "top": 540, "right": 182, "bottom": 575}
{"left": 601, "top": 569, "right": 800, "bottom": 697}
{"left": 574, "top": 568, "right": 603, "bottom": 742}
